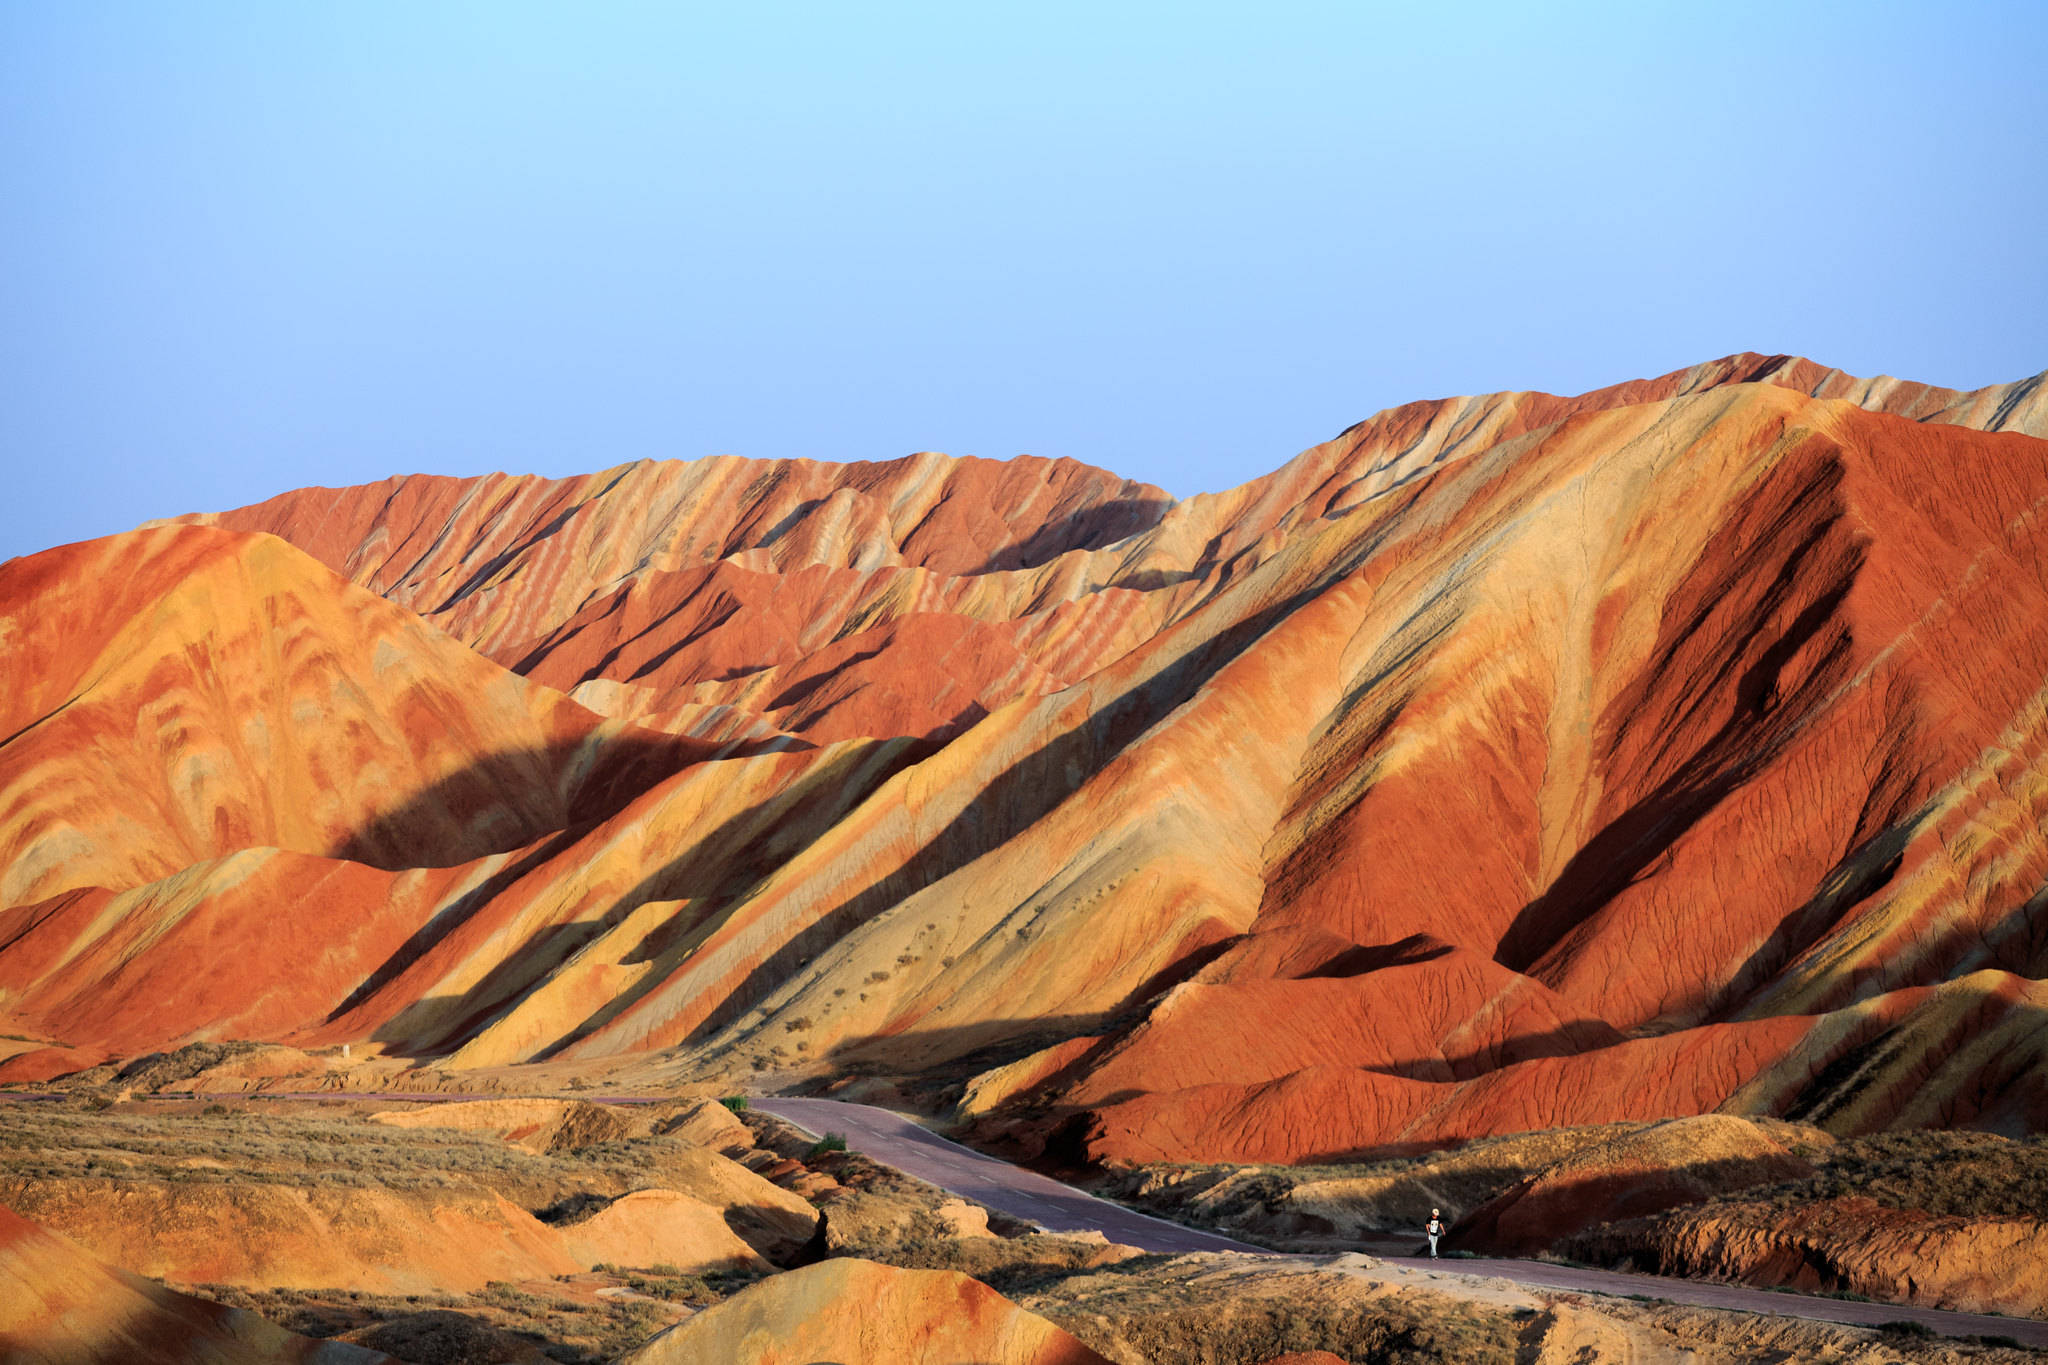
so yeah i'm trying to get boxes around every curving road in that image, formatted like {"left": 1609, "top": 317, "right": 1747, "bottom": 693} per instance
{"left": 756, "top": 1098, "right": 2048, "bottom": 1349}
{"left": 758, "top": 1096, "right": 1261, "bottom": 1254}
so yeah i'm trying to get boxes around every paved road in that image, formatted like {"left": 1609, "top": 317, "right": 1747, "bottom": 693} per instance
{"left": 756, "top": 1098, "right": 2048, "bottom": 1349}
{"left": 755, "top": 1096, "right": 1263, "bottom": 1255}
{"left": 1376, "top": 1254, "right": 2048, "bottom": 1347}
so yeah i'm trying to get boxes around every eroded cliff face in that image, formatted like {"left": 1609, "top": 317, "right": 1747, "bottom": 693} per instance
{"left": 6, "top": 354, "right": 2047, "bottom": 1164}
{"left": 1564, "top": 1196, "right": 2048, "bottom": 1320}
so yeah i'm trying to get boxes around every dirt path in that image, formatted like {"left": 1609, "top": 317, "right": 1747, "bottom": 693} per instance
{"left": 757, "top": 1098, "right": 2048, "bottom": 1349}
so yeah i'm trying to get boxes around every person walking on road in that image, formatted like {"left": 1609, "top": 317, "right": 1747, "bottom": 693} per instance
{"left": 1425, "top": 1208, "right": 1446, "bottom": 1258}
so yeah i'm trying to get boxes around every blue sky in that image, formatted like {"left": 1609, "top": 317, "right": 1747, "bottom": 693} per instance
{"left": 3, "top": 1, "right": 2043, "bottom": 563}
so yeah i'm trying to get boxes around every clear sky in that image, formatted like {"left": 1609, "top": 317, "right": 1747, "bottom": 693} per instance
{"left": 3, "top": 1, "right": 2043, "bottom": 564}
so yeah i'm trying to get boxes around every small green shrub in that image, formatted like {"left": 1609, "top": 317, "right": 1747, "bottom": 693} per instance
{"left": 807, "top": 1133, "right": 849, "bottom": 1158}
{"left": 624, "top": 1270, "right": 710, "bottom": 1301}
{"left": 719, "top": 1095, "right": 748, "bottom": 1113}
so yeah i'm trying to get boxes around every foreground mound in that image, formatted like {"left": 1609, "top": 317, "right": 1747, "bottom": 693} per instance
{"left": 2, "top": 1173, "right": 767, "bottom": 1294}
{"left": 0, "top": 1204, "right": 390, "bottom": 1364}
{"left": 619, "top": 1257, "right": 1112, "bottom": 1365}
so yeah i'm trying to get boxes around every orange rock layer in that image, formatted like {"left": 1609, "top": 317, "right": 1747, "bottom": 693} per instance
{"left": 0, "top": 1204, "right": 391, "bottom": 1364}
{"left": 5, "top": 353, "right": 2047, "bottom": 1165}
{"left": 618, "top": 1258, "right": 1111, "bottom": 1365}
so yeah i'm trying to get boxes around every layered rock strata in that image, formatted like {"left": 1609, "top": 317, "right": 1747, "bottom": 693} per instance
{"left": 4, "top": 354, "right": 2046, "bottom": 1164}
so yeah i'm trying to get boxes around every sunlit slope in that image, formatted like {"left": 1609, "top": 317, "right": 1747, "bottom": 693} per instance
{"left": 0, "top": 729, "right": 921, "bottom": 1073}
{"left": 0, "top": 1203, "right": 388, "bottom": 1365}
{"left": 0, "top": 526, "right": 702, "bottom": 908}
{"left": 665, "top": 383, "right": 2048, "bottom": 1157}
{"left": 5, "top": 356, "right": 2046, "bottom": 1166}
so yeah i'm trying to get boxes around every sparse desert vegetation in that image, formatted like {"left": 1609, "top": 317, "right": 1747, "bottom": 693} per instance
{"left": 0, "top": 1091, "right": 808, "bottom": 1358}
{"left": 1095, "top": 1122, "right": 1672, "bottom": 1249}
{"left": 0, "top": 1099, "right": 610, "bottom": 1193}
{"left": 8, "top": 1084, "right": 2048, "bottom": 1362}
{"left": 1757, "top": 1129, "right": 2048, "bottom": 1218}
{"left": 1098, "top": 1116, "right": 2048, "bottom": 1322}
{"left": 198, "top": 1277, "right": 685, "bottom": 1364}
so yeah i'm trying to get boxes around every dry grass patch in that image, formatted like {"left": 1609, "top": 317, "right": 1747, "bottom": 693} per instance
{"left": 0, "top": 1103, "right": 784, "bottom": 1210}
{"left": 1015, "top": 1256, "right": 1521, "bottom": 1365}
{"left": 1756, "top": 1130, "right": 2048, "bottom": 1218}
{"left": 200, "top": 1278, "right": 688, "bottom": 1363}
{"left": 0, "top": 1104, "right": 628, "bottom": 1200}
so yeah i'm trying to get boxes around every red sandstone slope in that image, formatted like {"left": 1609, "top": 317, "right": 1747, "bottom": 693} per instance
{"left": 1018, "top": 389, "right": 2048, "bottom": 1159}
{"left": 0, "top": 526, "right": 707, "bottom": 908}
{"left": 0, "top": 726, "right": 922, "bottom": 1073}
{"left": 7, "top": 355, "right": 2048, "bottom": 1169}
{"left": 166, "top": 454, "right": 1189, "bottom": 744}
{"left": 166, "top": 355, "right": 2044, "bottom": 751}
{"left": 176, "top": 450, "right": 1169, "bottom": 609}
{"left": 655, "top": 380, "right": 2048, "bottom": 1160}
